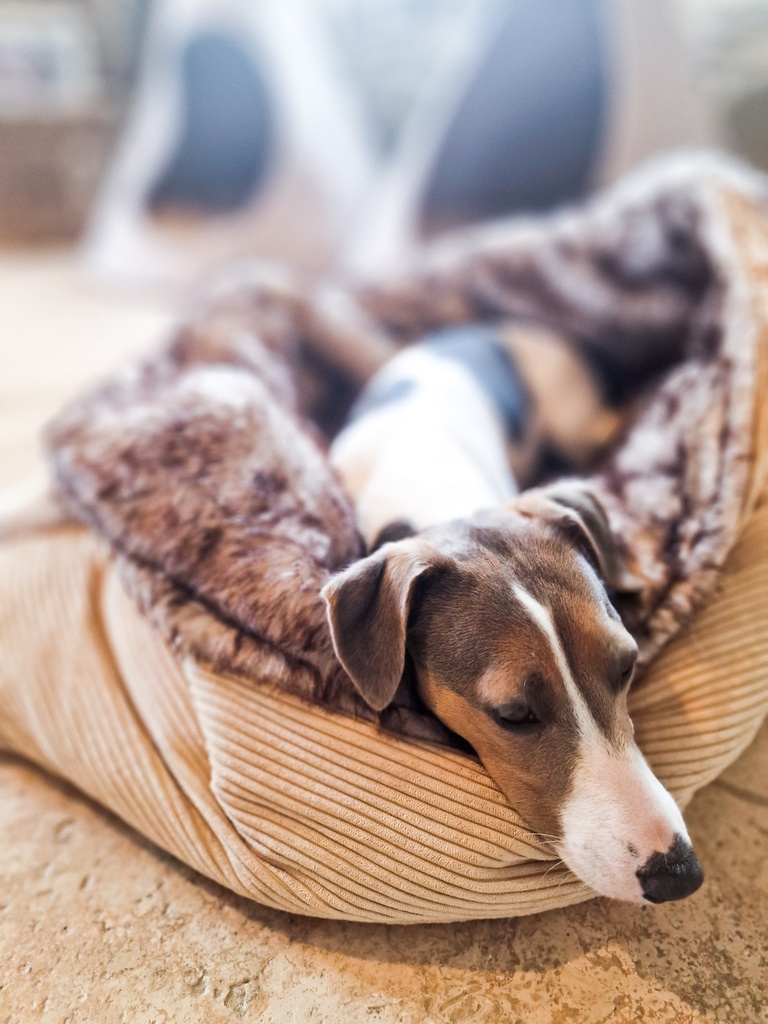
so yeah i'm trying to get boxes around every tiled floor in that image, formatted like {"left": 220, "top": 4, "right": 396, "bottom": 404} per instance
{"left": 1, "top": 252, "right": 766, "bottom": 1023}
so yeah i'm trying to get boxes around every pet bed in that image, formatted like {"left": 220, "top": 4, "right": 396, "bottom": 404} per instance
{"left": 2, "top": 154, "right": 768, "bottom": 923}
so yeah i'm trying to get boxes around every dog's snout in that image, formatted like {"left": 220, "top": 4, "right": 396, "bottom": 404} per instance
{"left": 637, "top": 834, "right": 704, "bottom": 904}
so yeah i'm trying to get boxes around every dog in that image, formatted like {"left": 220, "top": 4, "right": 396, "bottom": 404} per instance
{"left": 324, "top": 323, "right": 704, "bottom": 904}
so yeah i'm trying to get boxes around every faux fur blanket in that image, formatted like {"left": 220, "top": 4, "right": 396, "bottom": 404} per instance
{"left": 47, "top": 153, "right": 768, "bottom": 742}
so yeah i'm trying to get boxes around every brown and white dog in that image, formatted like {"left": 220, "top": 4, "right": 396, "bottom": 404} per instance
{"left": 325, "top": 324, "right": 703, "bottom": 905}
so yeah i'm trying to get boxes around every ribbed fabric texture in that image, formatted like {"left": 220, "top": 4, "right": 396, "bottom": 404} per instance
{"left": 1, "top": 497, "right": 768, "bottom": 923}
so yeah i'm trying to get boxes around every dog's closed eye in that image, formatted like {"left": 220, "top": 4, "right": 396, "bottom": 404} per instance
{"left": 491, "top": 699, "right": 542, "bottom": 730}
{"left": 614, "top": 648, "right": 637, "bottom": 691}
{"left": 601, "top": 641, "right": 639, "bottom": 694}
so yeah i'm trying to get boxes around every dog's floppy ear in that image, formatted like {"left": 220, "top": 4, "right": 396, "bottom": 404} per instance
{"left": 517, "top": 480, "right": 642, "bottom": 593}
{"left": 322, "top": 541, "right": 432, "bottom": 711}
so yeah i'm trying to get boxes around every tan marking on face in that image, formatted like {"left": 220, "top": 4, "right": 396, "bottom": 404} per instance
{"left": 475, "top": 667, "right": 514, "bottom": 707}
{"left": 473, "top": 621, "right": 559, "bottom": 708}
{"left": 420, "top": 672, "right": 576, "bottom": 839}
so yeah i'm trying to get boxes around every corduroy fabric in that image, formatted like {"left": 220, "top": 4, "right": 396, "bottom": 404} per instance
{"left": 1, "top": 491, "right": 768, "bottom": 923}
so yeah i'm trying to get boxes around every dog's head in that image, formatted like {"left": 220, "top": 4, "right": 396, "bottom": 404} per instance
{"left": 322, "top": 482, "right": 703, "bottom": 904}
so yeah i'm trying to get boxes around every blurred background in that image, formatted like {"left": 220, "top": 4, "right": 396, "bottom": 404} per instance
{"left": 1, "top": 0, "right": 767, "bottom": 288}
{"left": 7, "top": 0, "right": 768, "bottom": 485}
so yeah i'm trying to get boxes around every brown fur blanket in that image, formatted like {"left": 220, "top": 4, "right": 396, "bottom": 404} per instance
{"left": 46, "top": 153, "right": 768, "bottom": 743}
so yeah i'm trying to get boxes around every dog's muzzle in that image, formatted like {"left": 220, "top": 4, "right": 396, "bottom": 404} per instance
{"left": 636, "top": 833, "right": 704, "bottom": 903}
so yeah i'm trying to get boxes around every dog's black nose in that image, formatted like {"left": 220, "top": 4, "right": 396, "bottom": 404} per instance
{"left": 637, "top": 834, "right": 704, "bottom": 904}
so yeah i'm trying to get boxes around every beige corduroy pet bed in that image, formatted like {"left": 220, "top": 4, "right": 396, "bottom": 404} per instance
{"left": 3, "top": 154, "right": 768, "bottom": 924}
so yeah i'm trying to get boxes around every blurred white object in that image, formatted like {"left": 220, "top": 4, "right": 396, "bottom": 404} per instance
{"left": 596, "top": 0, "right": 717, "bottom": 186}
{"left": 345, "top": 0, "right": 717, "bottom": 276}
{"left": 84, "top": 0, "right": 718, "bottom": 291}
{"left": 84, "top": 0, "right": 376, "bottom": 290}
{"left": 673, "top": 0, "right": 768, "bottom": 172}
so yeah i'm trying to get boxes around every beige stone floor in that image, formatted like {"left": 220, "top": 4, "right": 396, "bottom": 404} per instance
{"left": 1, "top": 251, "right": 767, "bottom": 1024}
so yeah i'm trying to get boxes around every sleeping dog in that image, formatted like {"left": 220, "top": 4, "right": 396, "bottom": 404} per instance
{"left": 325, "top": 324, "right": 704, "bottom": 905}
